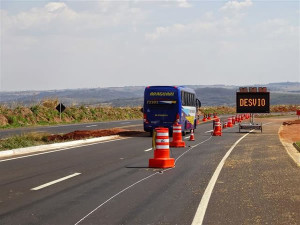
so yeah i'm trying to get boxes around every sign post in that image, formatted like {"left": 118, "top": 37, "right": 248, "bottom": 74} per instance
{"left": 56, "top": 103, "right": 66, "bottom": 120}
{"left": 297, "top": 110, "right": 300, "bottom": 120}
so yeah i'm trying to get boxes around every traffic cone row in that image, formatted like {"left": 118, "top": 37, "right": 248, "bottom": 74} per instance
{"left": 149, "top": 113, "right": 252, "bottom": 168}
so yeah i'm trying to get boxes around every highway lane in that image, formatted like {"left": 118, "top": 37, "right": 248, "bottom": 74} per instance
{"left": 0, "top": 119, "right": 143, "bottom": 139}
{"left": 0, "top": 118, "right": 299, "bottom": 224}
{"left": 0, "top": 115, "right": 234, "bottom": 139}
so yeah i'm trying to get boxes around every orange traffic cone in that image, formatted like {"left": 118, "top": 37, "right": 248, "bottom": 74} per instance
{"left": 189, "top": 129, "right": 195, "bottom": 141}
{"left": 202, "top": 115, "right": 207, "bottom": 122}
{"left": 232, "top": 116, "right": 236, "bottom": 125}
{"left": 213, "top": 113, "right": 218, "bottom": 119}
{"left": 227, "top": 117, "right": 233, "bottom": 127}
{"left": 223, "top": 122, "right": 227, "bottom": 129}
{"left": 170, "top": 122, "right": 186, "bottom": 147}
{"left": 197, "top": 115, "right": 200, "bottom": 125}
{"left": 212, "top": 120, "right": 222, "bottom": 136}
{"left": 149, "top": 127, "right": 175, "bottom": 168}
{"left": 207, "top": 114, "right": 212, "bottom": 120}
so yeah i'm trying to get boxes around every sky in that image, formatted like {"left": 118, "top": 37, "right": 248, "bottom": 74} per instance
{"left": 0, "top": 0, "right": 299, "bottom": 91}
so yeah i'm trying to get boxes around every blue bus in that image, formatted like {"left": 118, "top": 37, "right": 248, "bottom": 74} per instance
{"left": 143, "top": 86, "right": 201, "bottom": 136}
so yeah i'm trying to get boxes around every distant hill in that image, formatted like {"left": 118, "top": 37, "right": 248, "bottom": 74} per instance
{"left": 0, "top": 82, "right": 299, "bottom": 107}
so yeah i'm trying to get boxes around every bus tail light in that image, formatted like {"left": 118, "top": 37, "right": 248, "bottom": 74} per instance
{"left": 144, "top": 113, "right": 149, "bottom": 124}
{"left": 175, "top": 113, "right": 180, "bottom": 123}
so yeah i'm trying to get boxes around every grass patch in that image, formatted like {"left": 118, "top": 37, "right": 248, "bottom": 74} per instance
{"left": 295, "top": 141, "right": 300, "bottom": 148}
{"left": 0, "top": 133, "right": 53, "bottom": 151}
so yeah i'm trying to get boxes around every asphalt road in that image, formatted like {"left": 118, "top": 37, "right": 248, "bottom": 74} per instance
{"left": 0, "top": 117, "right": 299, "bottom": 225}
{"left": 0, "top": 120, "right": 143, "bottom": 139}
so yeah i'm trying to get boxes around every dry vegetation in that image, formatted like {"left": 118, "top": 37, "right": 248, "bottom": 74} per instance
{"left": 0, "top": 98, "right": 142, "bottom": 128}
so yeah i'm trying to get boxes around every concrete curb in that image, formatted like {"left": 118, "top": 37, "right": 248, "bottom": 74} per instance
{"left": 0, "top": 135, "right": 122, "bottom": 159}
{"left": 278, "top": 125, "right": 300, "bottom": 167}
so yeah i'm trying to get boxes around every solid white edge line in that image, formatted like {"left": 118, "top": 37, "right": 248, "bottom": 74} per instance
{"left": 191, "top": 130, "right": 253, "bottom": 225}
{"left": 144, "top": 148, "right": 152, "bottom": 152}
{"left": 86, "top": 125, "right": 97, "bottom": 128}
{"left": 31, "top": 173, "right": 81, "bottom": 191}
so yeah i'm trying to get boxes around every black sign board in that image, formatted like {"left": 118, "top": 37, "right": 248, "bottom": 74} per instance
{"left": 236, "top": 92, "right": 270, "bottom": 113}
{"left": 56, "top": 103, "right": 66, "bottom": 113}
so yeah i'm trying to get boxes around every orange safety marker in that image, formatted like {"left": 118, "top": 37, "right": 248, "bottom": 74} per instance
{"left": 149, "top": 127, "right": 175, "bottom": 168}
{"left": 223, "top": 122, "right": 227, "bottom": 129}
{"left": 197, "top": 115, "right": 201, "bottom": 125}
{"left": 212, "top": 120, "right": 222, "bottom": 136}
{"left": 232, "top": 116, "right": 236, "bottom": 125}
{"left": 170, "top": 122, "right": 186, "bottom": 147}
{"left": 207, "top": 114, "right": 212, "bottom": 120}
{"left": 189, "top": 129, "right": 195, "bottom": 141}
{"left": 213, "top": 113, "right": 218, "bottom": 119}
{"left": 227, "top": 117, "right": 233, "bottom": 127}
{"left": 202, "top": 115, "right": 207, "bottom": 122}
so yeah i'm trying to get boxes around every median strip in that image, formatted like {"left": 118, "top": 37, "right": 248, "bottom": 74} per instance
{"left": 31, "top": 173, "right": 81, "bottom": 191}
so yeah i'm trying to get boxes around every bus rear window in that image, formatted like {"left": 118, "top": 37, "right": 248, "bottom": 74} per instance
{"left": 146, "top": 100, "right": 177, "bottom": 109}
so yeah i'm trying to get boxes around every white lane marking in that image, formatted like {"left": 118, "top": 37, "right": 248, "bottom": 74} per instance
{"left": 144, "top": 148, "right": 152, "bottom": 152}
{"left": 75, "top": 120, "right": 273, "bottom": 225}
{"left": 74, "top": 172, "right": 159, "bottom": 225}
{"left": 205, "top": 130, "right": 213, "bottom": 133}
{"left": 74, "top": 136, "right": 214, "bottom": 225}
{"left": 191, "top": 131, "right": 253, "bottom": 225}
{"left": 31, "top": 173, "right": 81, "bottom": 191}
{"left": 184, "top": 136, "right": 190, "bottom": 139}
{"left": 120, "top": 122, "right": 131, "bottom": 125}
{"left": 175, "top": 136, "right": 213, "bottom": 163}
{"left": 86, "top": 125, "right": 97, "bottom": 128}
{"left": 0, "top": 138, "right": 129, "bottom": 163}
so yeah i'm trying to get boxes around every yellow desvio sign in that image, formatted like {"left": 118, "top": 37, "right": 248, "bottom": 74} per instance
{"left": 236, "top": 92, "right": 270, "bottom": 113}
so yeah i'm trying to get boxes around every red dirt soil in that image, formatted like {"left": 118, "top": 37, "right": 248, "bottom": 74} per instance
{"left": 47, "top": 128, "right": 147, "bottom": 141}
{"left": 279, "top": 120, "right": 300, "bottom": 143}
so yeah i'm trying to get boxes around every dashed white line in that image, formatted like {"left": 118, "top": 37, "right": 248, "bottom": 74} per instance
{"left": 31, "top": 173, "right": 81, "bottom": 191}
{"left": 144, "top": 148, "right": 152, "bottom": 152}
{"left": 184, "top": 136, "right": 190, "bottom": 139}
{"left": 191, "top": 130, "right": 253, "bottom": 225}
{"left": 205, "top": 130, "right": 213, "bottom": 133}
{"left": 86, "top": 125, "right": 97, "bottom": 128}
